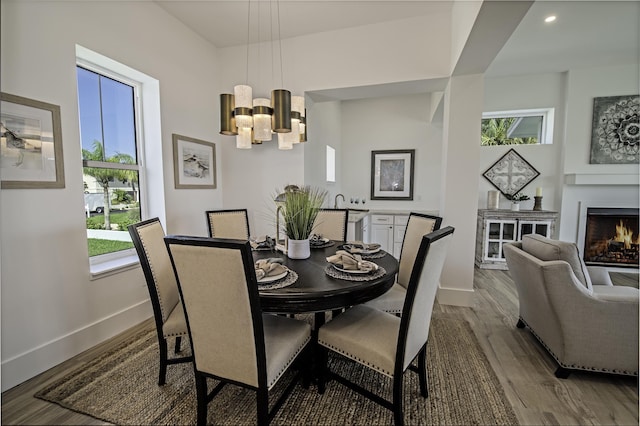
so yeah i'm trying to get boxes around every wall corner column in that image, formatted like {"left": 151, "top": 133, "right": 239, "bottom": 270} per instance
{"left": 438, "top": 74, "right": 484, "bottom": 307}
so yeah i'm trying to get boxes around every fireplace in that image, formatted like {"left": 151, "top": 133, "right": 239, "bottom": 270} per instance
{"left": 583, "top": 208, "right": 639, "bottom": 268}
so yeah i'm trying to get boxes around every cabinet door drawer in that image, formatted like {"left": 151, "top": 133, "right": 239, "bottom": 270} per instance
{"left": 394, "top": 215, "right": 409, "bottom": 226}
{"left": 371, "top": 214, "right": 393, "bottom": 224}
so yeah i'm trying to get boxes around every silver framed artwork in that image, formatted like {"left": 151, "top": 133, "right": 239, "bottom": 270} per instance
{"left": 483, "top": 149, "right": 539, "bottom": 197}
{"left": 371, "top": 149, "right": 415, "bottom": 200}
{"left": 590, "top": 94, "right": 639, "bottom": 164}
{"left": 1, "top": 92, "right": 65, "bottom": 189}
{"left": 172, "top": 134, "right": 216, "bottom": 189}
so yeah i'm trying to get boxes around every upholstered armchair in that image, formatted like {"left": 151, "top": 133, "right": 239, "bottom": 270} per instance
{"left": 503, "top": 234, "right": 639, "bottom": 378}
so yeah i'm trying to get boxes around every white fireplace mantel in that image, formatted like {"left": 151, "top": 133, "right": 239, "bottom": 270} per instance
{"left": 564, "top": 174, "right": 639, "bottom": 186}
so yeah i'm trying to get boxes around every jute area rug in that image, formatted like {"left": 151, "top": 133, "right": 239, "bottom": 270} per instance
{"left": 35, "top": 316, "right": 519, "bottom": 425}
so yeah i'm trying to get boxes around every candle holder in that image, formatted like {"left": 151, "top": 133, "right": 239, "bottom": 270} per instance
{"left": 533, "top": 196, "right": 543, "bottom": 211}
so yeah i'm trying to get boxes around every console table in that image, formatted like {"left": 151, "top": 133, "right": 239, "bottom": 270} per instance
{"left": 475, "top": 209, "right": 559, "bottom": 270}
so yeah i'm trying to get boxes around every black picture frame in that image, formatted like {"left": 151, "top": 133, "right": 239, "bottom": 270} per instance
{"left": 370, "top": 149, "right": 415, "bottom": 200}
{"left": 482, "top": 148, "right": 539, "bottom": 197}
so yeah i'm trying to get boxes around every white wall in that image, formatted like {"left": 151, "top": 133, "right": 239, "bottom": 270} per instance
{"left": 340, "top": 93, "right": 443, "bottom": 212}
{"left": 559, "top": 64, "right": 640, "bottom": 243}
{"left": 0, "top": 1, "right": 221, "bottom": 391}
{"left": 481, "top": 72, "right": 566, "bottom": 213}
{"left": 304, "top": 101, "right": 343, "bottom": 208}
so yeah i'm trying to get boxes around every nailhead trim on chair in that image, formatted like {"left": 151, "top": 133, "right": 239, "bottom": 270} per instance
{"left": 268, "top": 335, "right": 311, "bottom": 389}
{"left": 139, "top": 223, "right": 169, "bottom": 322}
{"left": 518, "top": 317, "right": 638, "bottom": 376}
{"left": 208, "top": 211, "right": 250, "bottom": 239}
{"left": 318, "top": 340, "right": 394, "bottom": 378}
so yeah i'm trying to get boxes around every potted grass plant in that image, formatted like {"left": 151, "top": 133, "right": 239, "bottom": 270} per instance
{"left": 276, "top": 185, "right": 327, "bottom": 259}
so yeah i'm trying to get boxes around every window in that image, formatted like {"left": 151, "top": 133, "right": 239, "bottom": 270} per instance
{"left": 326, "top": 145, "right": 336, "bottom": 182}
{"left": 481, "top": 108, "right": 554, "bottom": 146}
{"left": 77, "top": 65, "right": 142, "bottom": 263}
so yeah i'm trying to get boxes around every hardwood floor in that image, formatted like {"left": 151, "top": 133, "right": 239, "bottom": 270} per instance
{"left": 2, "top": 269, "right": 638, "bottom": 425}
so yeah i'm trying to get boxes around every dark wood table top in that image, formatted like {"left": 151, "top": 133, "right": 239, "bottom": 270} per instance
{"left": 253, "top": 242, "right": 399, "bottom": 314}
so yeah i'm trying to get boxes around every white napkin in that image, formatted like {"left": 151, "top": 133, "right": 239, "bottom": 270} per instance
{"left": 255, "top": 258, "right": 287, "bottom": 281}
{"left": 326, "top": 250, "right": 378, "bottom": 272}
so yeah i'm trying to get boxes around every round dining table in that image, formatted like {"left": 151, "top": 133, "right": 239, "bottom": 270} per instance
{"left": 253, "top": 242, "right": 399, "bottom": 320}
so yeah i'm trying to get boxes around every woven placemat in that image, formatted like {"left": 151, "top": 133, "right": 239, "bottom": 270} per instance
{"left": 324, "top": 265, "right": 387, "bottom": 281}
{"left": 257, "top": 270, "right": 298, "bottom": 290}
{"left": 359, "top": 250, "right": 387, "bottom": 260}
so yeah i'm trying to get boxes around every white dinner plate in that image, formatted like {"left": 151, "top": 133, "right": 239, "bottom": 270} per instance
{"left": 258, "top": 269, "right": 288, "bottom": 283}
{"left": 332, "top": 263, "right": 377, "bottom": 274}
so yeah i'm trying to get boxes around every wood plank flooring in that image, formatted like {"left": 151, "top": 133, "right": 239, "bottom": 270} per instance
{"left": 2, "top": 269, "right": 638, "bottom": 425}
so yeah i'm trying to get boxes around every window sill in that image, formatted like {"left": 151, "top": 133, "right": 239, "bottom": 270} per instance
{"left": 90, "top": 254, "right": 140, "bottom": 280}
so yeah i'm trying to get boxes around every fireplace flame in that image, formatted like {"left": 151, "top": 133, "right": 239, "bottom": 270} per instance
{"left": 614, "top": 220, "right": 638, "bottom": 249}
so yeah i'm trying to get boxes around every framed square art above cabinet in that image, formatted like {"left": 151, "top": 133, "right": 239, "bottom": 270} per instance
{"left": 475, "top": 209, "right": 558, "bottom": 270}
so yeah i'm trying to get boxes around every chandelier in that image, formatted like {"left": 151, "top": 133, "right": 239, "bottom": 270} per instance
{"left": 219, "top": 0, "right": 306, "bottom": 150}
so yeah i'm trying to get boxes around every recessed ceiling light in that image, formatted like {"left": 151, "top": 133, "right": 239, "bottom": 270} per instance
{"left": 545, "top": 15, "right": 557, "bottom": 23}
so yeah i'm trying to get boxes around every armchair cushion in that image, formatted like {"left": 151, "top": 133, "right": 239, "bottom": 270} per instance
{"left": 522, "top": 234, "right": 593, "bottom": 290}
{"left": 592, "top": 285, "right": 640, "bottom": 302}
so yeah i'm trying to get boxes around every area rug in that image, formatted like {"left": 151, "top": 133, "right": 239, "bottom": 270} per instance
{"left": 35, "top": 316, "right": 519, "bottom": 425}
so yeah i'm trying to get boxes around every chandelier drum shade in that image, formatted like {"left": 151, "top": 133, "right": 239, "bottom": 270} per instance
{"left": 218, "top": 0, "right": 306, "bottom": 150}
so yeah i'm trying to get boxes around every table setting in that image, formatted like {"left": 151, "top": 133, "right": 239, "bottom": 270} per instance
{"left": 310, "top": 233, "right": 335, "bottom": 249}
{"left": 324, "top": 249, "right": 387, "bottom": 281}
{"left": 337, "top": 241, "right": 387, "bottom": 259}
{"left": 254, "top": 258, "right": 298, "bottom": 290}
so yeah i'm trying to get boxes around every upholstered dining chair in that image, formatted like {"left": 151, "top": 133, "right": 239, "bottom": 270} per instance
{"left": 164, "top": 235, "right": 312, "bottom": 426}
{"left": 312, "top": 208, "right": 349, "bottom": 241}
{"left": 364, "top": 212, "right": 443, "bottom": 314}
{"left": 317, "top": 226, "right": 454, "bottom": 426}
{"left": 128, "top": 218, "right": 191, "bottom": 386}
{"left": 205, "top": 209, "right": 250, "bottom": 239}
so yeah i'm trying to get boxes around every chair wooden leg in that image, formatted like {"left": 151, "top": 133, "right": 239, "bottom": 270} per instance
{"left": 555, "top": 366, "right": 571, "bottom": 379}
{"left": 257, "top": 388, "right": 269, "bottom": 425}
{"left": 158, "top": 339, "right": 169, "bottom": 386}
{"left": 195, "top": 373, "right": 208, "bottom": 426}
{"left": 418, "top": 345, "right": 428, "bottom": 398}
{"left": 174, "top": 336, "right": 182, "bottom": 353}
{"left": 392, "top": 375, "right": 404, "bottom": 426}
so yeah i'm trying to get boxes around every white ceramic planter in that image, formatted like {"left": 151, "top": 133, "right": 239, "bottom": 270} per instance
{"left": 511, "top": 202, "right": 520, "bottom": 211}
{"left": 287, "top": 239, "right": 310, "bottom": 259}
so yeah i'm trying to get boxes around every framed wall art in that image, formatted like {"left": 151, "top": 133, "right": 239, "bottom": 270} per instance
{"left": 483, "top": 148, "right": 539, "bottom": 197}
{"left": 370, "top": 149, "right": 415, "bottom": 200}
{"left": 172, "top": 134, "right": 216, "bottom": 189}
{"left": 590, "top": 94, "right": 639, "bottom": 164}
{"left": 1, "top": 92, "right": 65, "bottom": 189}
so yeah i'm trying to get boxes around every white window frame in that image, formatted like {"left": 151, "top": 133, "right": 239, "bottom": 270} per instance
{"left": 482, "top": 108, "right": 555, "bottom": 145}
{"left": 326, "top": 145, "right": 336, "bottom": 183}
{"left": 76, "top": 45, "right": 164, "bottom": 279}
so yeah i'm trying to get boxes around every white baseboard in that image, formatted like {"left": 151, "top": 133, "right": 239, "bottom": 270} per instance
{"left": 1, "top": 300, "right": 152, "bottom": 392}
{"left": 436, "top": 286, "right": 474, "bottom": 307}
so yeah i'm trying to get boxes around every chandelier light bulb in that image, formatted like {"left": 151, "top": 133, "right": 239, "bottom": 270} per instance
{"left": 234, "top": 85, "right": 253, "bottom": 129}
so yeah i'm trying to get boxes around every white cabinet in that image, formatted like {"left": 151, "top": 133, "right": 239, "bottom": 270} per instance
{"left": 370, "top": 215, "right": 394, "bottom": 254}
{"left": 370, "top": 214, "right": 409, "bottom": 259}
{"left": 475, "top": 209, "right": 558, "bottom": 270}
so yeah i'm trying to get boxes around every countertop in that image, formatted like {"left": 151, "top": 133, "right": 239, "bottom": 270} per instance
{"left": 346, "top": 209, "right": 439, "bottom": 222}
